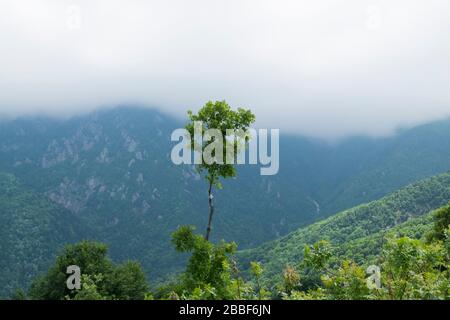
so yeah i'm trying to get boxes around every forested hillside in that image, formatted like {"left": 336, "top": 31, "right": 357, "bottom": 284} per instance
{"left": 237, "top": 172, "right": 450, "bottom": 285}
{"left": 25, "top": 197, "right": 449, "bottom": 300}
{"left": 0, "top": 173, "right": 90, "bottom": 297}
{"left": 1, "top": 107, "right": 450, "bottom": 288}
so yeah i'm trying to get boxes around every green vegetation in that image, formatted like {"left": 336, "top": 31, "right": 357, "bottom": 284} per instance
{"left": 2, "top": 108, "right": 450, "bottom": 289}
{"left": 428, "top": 204, "right": 450, "bottom": 241}
{"left": 1, "top": 107, "right": 450, "bottom": 300}
{"left": 28, "top": 241, "right": 148, "bottom": 300}
{"left": 185, "top": 101, "right": 255, "bottom": 240}
{"left": 21, "top": 175, "right": 449, "bottom": 300}
{"left": 158, "top": 201, "right": 449, "bottom": 300}
{"left": 162, "top": 225, "right": 238, "bottom": 299}
{"left": 0, "top": 173, "right": 88, "bottom": 298}
{"left": 24, "top": 202, "right": 449, "bottom": 300}
{"left": 237, "top": 172, "right": 450, "bottom": 285}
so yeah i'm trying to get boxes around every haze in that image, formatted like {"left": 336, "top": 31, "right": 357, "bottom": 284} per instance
{"left": 1, "top": 0, "right": 449, "bottom": 138}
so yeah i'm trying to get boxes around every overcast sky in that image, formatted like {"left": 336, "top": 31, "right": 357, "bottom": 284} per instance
{"left": 0, "top": 0, "right": 449, "bottom": 138}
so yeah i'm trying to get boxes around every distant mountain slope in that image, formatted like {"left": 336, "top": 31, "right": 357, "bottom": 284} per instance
{"left": 0, "top": 107, "right": 450, "bottom": 284}
{"left": 317, "top": 119, "right": 450, "bottom": 214}
{"left": 237, "top": 172, "right": 450, "bottom": 284}
{"left": 334, "top": 210, "right": 435, "bottom": 265}
{"left": 0, "top": 173, "right": 90, "bottom": 298}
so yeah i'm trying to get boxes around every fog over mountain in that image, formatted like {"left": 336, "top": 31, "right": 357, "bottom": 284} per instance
{"left": 1, "top": 0, "right": 449, "bottom": 138}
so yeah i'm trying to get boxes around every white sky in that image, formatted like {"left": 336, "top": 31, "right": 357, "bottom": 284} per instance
{"left": 0, "top": 0, "right": 449, "bottom": 138}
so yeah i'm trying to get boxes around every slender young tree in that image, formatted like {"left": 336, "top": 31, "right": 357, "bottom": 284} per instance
{"left": 185, "top": 100, "right": 255, "bottom": 241}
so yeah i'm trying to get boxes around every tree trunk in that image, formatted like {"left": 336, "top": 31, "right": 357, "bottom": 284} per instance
{"left": 205, "top": 180, "right": 214, "bottom": 241}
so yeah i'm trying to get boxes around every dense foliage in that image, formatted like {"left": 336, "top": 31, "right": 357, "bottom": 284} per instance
{"left": 238, "top": 172, "right": 450, "bottom": 285}
{"left": 24, "top": 204, "right": 449, "bottom": 300}
{"left": 28, "top": 241, "right": 148, "bottom": 300}
{"left": 185, "top": 101, "right": 255, "bottom": 240}
{"left": 159, "top": 202, "right": 449, "bottom": 300}
{"left": 0, "top": 173, "right": 88, "bottom": 298}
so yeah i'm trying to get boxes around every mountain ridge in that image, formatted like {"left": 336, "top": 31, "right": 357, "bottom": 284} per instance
{"left": 237, "top": 171, "right": 450, "bottom": 285}
{"left": 1, "top": 106, "right": 450, "bottom": 290}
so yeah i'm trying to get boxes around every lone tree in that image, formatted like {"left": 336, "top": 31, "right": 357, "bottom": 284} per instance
{"left": 185, "top": 100, "right": 255, "bottom": 241}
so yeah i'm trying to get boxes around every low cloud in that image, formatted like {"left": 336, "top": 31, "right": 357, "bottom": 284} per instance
{"left": 1, "top": 0, "right": 449, "bottom": 138}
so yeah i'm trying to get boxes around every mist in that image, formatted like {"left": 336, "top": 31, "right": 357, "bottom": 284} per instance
{"left": 0, "top": 0, "right": 449, "bottom": 138}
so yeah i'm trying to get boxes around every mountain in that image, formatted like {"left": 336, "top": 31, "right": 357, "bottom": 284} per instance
{"left": 1, "top": 106, "right": 450, "bottom": 289}
{"left": 237, "top": 172, "right": 450, "bottom": 285}
{"left": 0, "top": 173, "right": 89, "bottom": 297}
